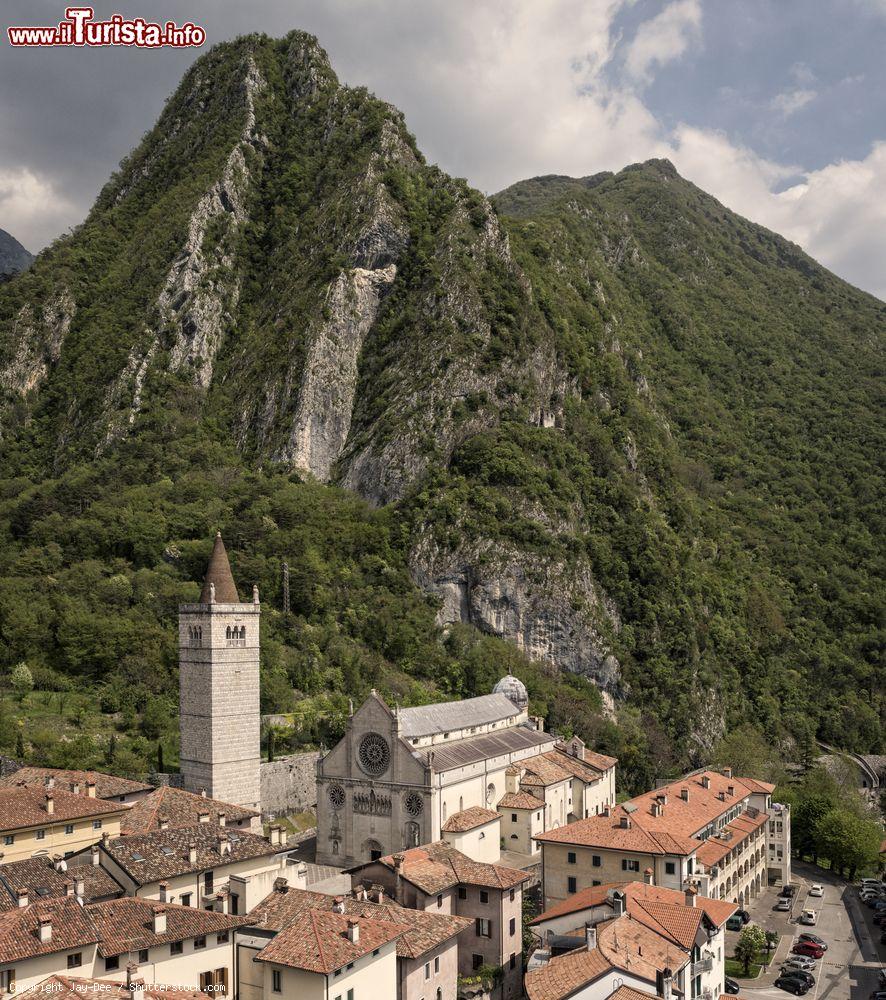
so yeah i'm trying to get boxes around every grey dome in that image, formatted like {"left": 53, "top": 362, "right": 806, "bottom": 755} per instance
{"left": 493, "top": 673, "right": 528, "bottom": 711}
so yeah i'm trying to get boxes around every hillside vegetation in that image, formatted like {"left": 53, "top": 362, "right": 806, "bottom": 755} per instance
{"left": 0, "top": 32, "right": 881, "bottom": 791}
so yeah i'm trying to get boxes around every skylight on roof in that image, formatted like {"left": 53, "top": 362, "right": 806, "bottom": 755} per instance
{"left": 623, "top": 803, "right": 637, "bottom": 813}
{"left": 131, "top": 852, "right": 146, "bottom": 862}
{"left": 160, "top": 846, "right": 174, "bottom": 856}
{"left": 36, "top": 886, "right": 51, "bottom": 896}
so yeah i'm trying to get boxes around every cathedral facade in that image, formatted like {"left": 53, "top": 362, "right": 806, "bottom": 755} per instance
{"left": 315, "top": 681, "right": 560, "bottom": 867}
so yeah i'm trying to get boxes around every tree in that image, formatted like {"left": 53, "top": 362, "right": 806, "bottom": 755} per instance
{"left": 10, "top": 662, "right": 34, "bottom": 704}
{"left": 814, "top": 809, "right": 882, "bottom": 878}
{"left": 156, "top": 742, "right": 165, "bottom": 774}
{"left": 734, "top": 925, "right": 766, "bottom": 976}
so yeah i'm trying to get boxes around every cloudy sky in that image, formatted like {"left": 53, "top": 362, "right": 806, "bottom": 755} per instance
{"left": 2, "top": 0, "right": 885, "bottom": 298}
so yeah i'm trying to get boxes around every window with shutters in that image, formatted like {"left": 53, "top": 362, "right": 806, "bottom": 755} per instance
{"left": 476, "top": 918, "right": 492, "bottom": 938}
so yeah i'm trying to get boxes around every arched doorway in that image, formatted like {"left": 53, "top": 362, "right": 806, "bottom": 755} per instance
{"left": 363, "top": 838, "right": 383, "bottom": 862}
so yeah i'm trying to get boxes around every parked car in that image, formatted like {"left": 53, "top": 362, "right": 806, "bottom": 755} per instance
{"left": 781, "top": 884, "right": 798, "bottom": 897}
{"left": 786, "top": 971, "right": 815, "bottom": 988}
{"left": 775, "top": 974, "right": 811, "bottom": 995}
{"left": 799, "top": 909, "right": 817, "bottom": 925}
{"left": 860, "top": 878, "right": 884, "bottom": 888}
{"left": 723, "top": 977, "right": 741, "bottom": 995}
{"left": 797, "top": 932, "right": 827, "bottom": 949}
{"left": 872, "top": 911, "right": 886, "bottom": 926}
{"left": 726, "top": 914, "right": 745, "bottom": 931}
{"left": 866, "top": 898, "right": 886, "bottom": 910}
{"left": 879, "top": 969, "right": 886, "bottom": 987}
{"left": 809, "top": 884, "right": 824, "bottom": 897}
{"left": 735, "top": 909, "right": 751, "bottom": 924}
{"left": 792, "top": 941, "right": 825, "bottom": 959}
{"left": 782, "top": 956, "right": 817, "bottom": 972}
{"left": 775, "top": 896, "right": 792, "bottom": 911}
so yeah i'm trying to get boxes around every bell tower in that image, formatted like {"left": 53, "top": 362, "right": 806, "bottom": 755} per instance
{"left": 179, "top": 532, "right": 261, "bottom": 811}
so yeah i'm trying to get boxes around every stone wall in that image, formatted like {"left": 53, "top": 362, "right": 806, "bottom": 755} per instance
{"left": 260, "top": 751, "right": 320, "bottom": 819}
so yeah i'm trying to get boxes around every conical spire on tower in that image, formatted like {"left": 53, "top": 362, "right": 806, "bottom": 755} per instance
{"left": 199, "top": 531, "right": 240, "bottom": 604}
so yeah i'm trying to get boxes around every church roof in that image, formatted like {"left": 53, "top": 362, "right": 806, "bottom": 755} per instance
{"left": 199, "top": 532, "right": 240, "bottom": 603}
{"left": 418, "top": 725, "right": 555, "bottom": 772}
{"left": 399, "top": 693, "right": 521, "bottom": 738}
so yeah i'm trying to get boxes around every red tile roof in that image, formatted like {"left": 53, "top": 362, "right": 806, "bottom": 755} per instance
{"left": 442, "top": 806, "right": 500, "bottom": 833}
{"left": 88, "top": 897, "right": 246, "bottom": 957}
{"left": 0, "top": 896, "right": 99, "bottom": 962}
{"left": 121, "top": 786, "right": 257, "bottom": 836}
{"left": 0, "top": 856, "right": 123, "bottom": 910}
{"left": 525, "top": 946, "right": 613, "bottom": 1000}
{"left": 255, "top": 910, "right": 405, "bottom": 973}
{"left": 0, "top": 786, "right": 126, "bottom": 832}
{"left": 0, "top": 768, "right": 152, "bottom": 800}
{"left": 534, "top": 808, "right": 699, "bottom": 856}
{"left": 498, "top": 791, "right": 545, "bottom": 810}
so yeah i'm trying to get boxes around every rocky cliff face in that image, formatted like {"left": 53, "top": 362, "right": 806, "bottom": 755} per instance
{"left": 0, "top": 32, "right": 881, "bottom": 743}
{"left": 0, "top": 229, "right": 33, "bottom": 281}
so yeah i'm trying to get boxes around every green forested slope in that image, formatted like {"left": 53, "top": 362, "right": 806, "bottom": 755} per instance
{"left": 0, "top": 34, "right": 881, "bottom": 791}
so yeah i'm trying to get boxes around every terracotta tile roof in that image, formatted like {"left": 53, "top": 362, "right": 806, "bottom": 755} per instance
{"left": 609, "top": 987, "right": 659, "bottom": 1000}
{"left": 597, "top": 913, "right": 690, "bottom": 978}
{"left": 532, "top": 881, "right": 736, "bottom": 932}
{"left": 529, "top": 883, "right": 627, "bottom": 924}
{"left": 582, "top": 749, "right": 618, "bottom": 771}
{"left": 442, "top": 806, "right": 500, "bottom": 832}
{"left": 542, "top": 749, "right": 608, "bottom": 783}
{"left": 18, "top": 976, "right": 203, "bottom": 1000}
{"left": 102, "top": 824, "right": 278, "bottom": 885}
{"left": 499, "top": 791, "right": 545, "bottom": 810}
{"left": 255, "top": 910, "right": 405, "bottom": 973}
{"left": 0, "top": 896, "right": 99, "bottom": 962}
{"left": 525, "top": 946, "right": 613, "bottom": 1000}
{"left": 0, "top": 786, "right": 126, "bottom": 832}
{"left": 630, "top": 897, "right": 703, "bottom": 949}
{"left": 121, "top": 786, "right": 257, "bottom": 836}
{"left": 0, "top": 857, "right": 123, "bottom": 910}
{"left": 518, "top": 755, "right": 573, "bottom": 786}
{"left": 245, "top": 884, "right": 470, "bottom": 960}
{"left": 354, "top": 842, "right": 529, "bottom": 894}
{"left": 534, "top": 808, "right": 699, "bottom": 856}
{"left": 88, "top": 897, "right": 245, "bottom": 957}
{"left": 0, "top": 768, "right": 152, "bottom": 800}
{"left": 737, "top": 777, "right": 775, "bottom": 794}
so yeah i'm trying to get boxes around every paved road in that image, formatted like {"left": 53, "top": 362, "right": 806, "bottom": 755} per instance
{"left": 735, "top": 863, "right": 885, "bottom": 1000}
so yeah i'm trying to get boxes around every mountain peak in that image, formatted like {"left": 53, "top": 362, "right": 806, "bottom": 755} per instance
{"left": 0, "top": 229, "right": 34, "bottom": 281}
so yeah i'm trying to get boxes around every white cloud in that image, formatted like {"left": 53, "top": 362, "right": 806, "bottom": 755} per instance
{"left": 624, "top": 0, "right": 703, "bottom": 84}
{"left": 770, "top": 87, "right": 817, "bottom": 117}
{"left": 0, "top": 166, "right": 79, "bottom": 253}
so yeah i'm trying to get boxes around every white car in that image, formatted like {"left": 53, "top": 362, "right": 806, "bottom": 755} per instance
{"left": 861, "top": 888, "right": 884, "bottom": 900}
{"left": 783, "top": 956, "right": 817, "bottom": 973}
{"left": 809, "top": 884, "right": 824, "bottom": 897}
{"left": 799, "top": 909, "right": 818, "bottom": 925}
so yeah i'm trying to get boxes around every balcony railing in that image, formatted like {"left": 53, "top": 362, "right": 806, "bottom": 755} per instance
{"left": 692, "top": 957, "right": 713, "bottom": 975}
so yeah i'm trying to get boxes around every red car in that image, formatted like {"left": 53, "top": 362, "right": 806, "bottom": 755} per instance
{"left": 792, "top": 941, "right": 825, "bottom": 959}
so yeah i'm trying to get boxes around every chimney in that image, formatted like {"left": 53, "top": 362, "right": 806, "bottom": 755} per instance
{"left": 126, "top": 965, "right": 138, "bottom": 990}
{"left": 38, "top": 917, "right": 52, "bottom": 943}
{"left": 651, "top": 801, "right": 662, "bottom": 817}
{"left": 74, "top": 875, "right": 85, "bottom": 898}
{"left": 701, "top": 775, "right": 711, "bottom": 790}
{"left": 198, "top": 810, "right": 210, "bottom": 824}
{"left": 218, "top": 813, "right": 226, "bottom": 828}
{"left": 660, "top": 792, "right": 668, "bottom": 804}
{"left": 273, "top": 878, "right": 288, "bottom": 893}
{"left": 619, "top": 815, "right": 631, "bottom": 829}
{"left": 613, "top": 895, "right": 625, "bottom": 916}
{"left": 373, "top": 885, "right": 385, "bottom": 903}
{"left": 684, "top": 886, "right": 697, "bottom": 908}
{"left": 45, "top": 794, "right": 54, "bottom": 815}
{"left": 644, "top": 867, "right": 654, "bottom": 885}
{"left": 657, "top": 967, "right": 674, "bottom": 1000}
{"left": 85, "top": 781, "right": 96, "bottom": 798}
{"left": 218, "top": 834, "right": 231, "bottom": 857}
{"left": 269, "top": 826, "right": 282, "bottom": 846}
{"left": 17, "top": 889, "right": 28, "bottom": 908}
{"left": 188, "top": 841, "right": 197, "bottom": 866}
{"left": 680, "top": 787, "right": 689, "bottom": 801}
{"left": 153, "top": 908, "right": 167, "bottom": 934}
{"left": 722, "top": 767, "right": 733, "bottom": 779}
{"left": 65, "top": 880, "right": 75, "bottom": 896}
{"left": 718, "top": 791, "right": 726, "bottom": 801}
{"left": 101, "top": 832, "right": 110, "bottom": 846}
{"left": 46, "top": 776, "right": 55, "bottom": 790}
{"left": 91, "top": 845, "right": 100, "bottom": 867}
{"left": 728, "top": 785, "right": 735, "bottom": 797}
{"left": 346, "top": 918, "right": 360, "bottom": 943}
{"left": 602, "top": 805, "right": 611, "bottom": 817}
{"left": 158, "top": 815, "right": 169, "bottom": 831}
{"left": 393, "top": 853, "right": 405, "bottom": 871}
{"left": 333, "top": 896, "right": 346, "bottom": 914}
{"left": 200, "top": 788, "right": 207, "bottom": 798}
{"left": 159, "top": 882, "right": 169, "bottom": 903}
{"left": 71, "top": 782, "right": 80, "bottom": 795}
{"left": 584, "top": 923, "right": 596, "bottom": 951}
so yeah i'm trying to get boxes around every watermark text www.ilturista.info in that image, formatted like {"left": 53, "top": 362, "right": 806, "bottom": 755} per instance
{"left": 8, "top": 7, "right": 205, "bottom": 47}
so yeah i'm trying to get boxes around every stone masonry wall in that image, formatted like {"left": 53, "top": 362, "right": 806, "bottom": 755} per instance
{"left": 260, "top": 751, "right": 320, "bottom": 819}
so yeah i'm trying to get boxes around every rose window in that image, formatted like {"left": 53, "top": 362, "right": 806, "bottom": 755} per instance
{"left": 404, "top": 792, "right": 424, "bottom": 817}
{"left": 328, "top": 784, "right": 346, "bottom": 809}
{"left": 357, "top": 732, "right": 390, "bottom": 776}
